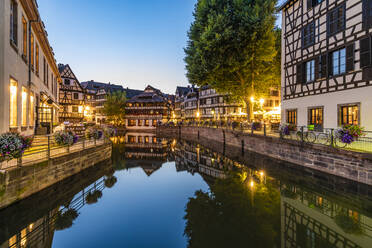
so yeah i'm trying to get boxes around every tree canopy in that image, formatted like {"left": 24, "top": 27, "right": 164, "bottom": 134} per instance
{"left": 102, "top": 91, "right": 127, "bottom": 126}
{"left": 184, "top": 0, "right": 280, "bottom": 119}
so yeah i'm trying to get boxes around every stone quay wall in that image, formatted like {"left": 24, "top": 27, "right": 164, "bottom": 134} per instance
{"left": 157, "top": 126, "right": 372, "bottom": 185}
{"left": 0, "top": 142, "right": 112, "bottom": 210}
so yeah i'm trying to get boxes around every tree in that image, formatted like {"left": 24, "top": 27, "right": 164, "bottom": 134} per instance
{"left": 184, "top": 0, "right": 280, "bottom": 120}
{"left": 102, "top": 91, "right": 127, "bottom": 126}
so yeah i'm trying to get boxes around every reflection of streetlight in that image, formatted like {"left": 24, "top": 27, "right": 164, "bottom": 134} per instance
{"left": 249, "top": 181, "right": 254, "bottom": 188}
{"left": 259, "top": 171, "right": 264, "bottom": 177}
{"left": 196, "top": 111, "right": 200, "bottom": 118}
{"left": 259, "top": 98, "right": 265, "bottom": 105}
{"left": 250, "top": 96, "right": 255, "bottom": 103}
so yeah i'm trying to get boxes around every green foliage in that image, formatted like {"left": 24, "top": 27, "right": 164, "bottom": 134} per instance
{"left": 334, "top": 213, "right": 364, "bottom": 234}
{"left": 103, "top": 91, "right": 127, "bottom": 126}
{"left": 55, "top": 209, "right": 79, "bottom": 230}
{"left": 184, "top": 0, "right": 280, "bottom": 119}
{"left": 184, "top": 174, "right": 281, "bottom": 248}
{"left": 343, "top": 125, "right": 365, "bottom": 138}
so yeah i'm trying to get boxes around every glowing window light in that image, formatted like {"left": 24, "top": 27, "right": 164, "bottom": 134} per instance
{"left": 22, "top": 87, "right": 28, "bottom": 126}
{"left": 10, "top": 80, "right": 18, "bottom": 127}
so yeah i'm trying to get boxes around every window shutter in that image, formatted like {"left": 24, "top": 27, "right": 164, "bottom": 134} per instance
{"left": 314, "top": 57, "right": 319, "bottom": 80}
{"left": 346, "top": 44, "right": 354, "bottom": 72}
{"left": 297, "top": 63, "right": 303, "bottom": 84}
{"left": 328, "top": 52, "right": 333, "bottom": 76}
{"left": 307, "top": 0, "right": 312, "bottom": 10}
{"left": 320, "top": 54, "right": 327, "bottom": 78}
{"left": 360, "top": 37, "right": 371, "bottom": 68}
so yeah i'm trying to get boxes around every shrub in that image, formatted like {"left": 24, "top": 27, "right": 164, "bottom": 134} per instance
{"left": 103, "top": 126, "right": 116, "bottom": 138}
{"left": 85, "top": 190, "right": 103, "bottom": 204}
{"left": 0, "top": 133, "right": 33, "bottom": 161}
{"left": 54, "top": 131, "right": 78, "bottom": 146}
{"left": 85, "top": 128, "right": 103, "bottom": 139}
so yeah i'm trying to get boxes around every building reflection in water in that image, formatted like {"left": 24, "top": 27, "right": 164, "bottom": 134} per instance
{"left": 173, "top": 139, "right": 372, "bottom": 248}
{"left": 0, "top": 160, "right": 114, "bottom": 248}
{"left": 1, "top": 136, "right": 372, "bottom": 247}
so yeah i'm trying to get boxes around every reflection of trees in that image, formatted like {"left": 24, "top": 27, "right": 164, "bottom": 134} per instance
{"left": 55, "top": 209, "right": 79, "bottom": 230}
{"left": 112, "top": 143, "right": 127, "bottom": 171}
{"left": 105, "top": 176, "right": 117, "bottom": 188}
{"left": 85, "top": 190, "right": 103, "bottom": 204}
{"left": 334, "top": 212, "right": 363, "bottom": 235}
{"left": 184, "top": 174, "right": 280, "bottom": 248}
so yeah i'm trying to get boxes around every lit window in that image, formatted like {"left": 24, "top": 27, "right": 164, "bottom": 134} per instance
{"left": 22, "top": 16, "right": 27, "bottom": 56}
{"left": 30, "top": 33, "right": 34, "bottom": 68}
{"left": 22, "top": 87, "right": 28, "bottom": 126}
{"left": 30, "top": 92, "right": 34, "bottom": 126}
{"left": 308, "top": 107, "right": 323, "bottom": 127}
{"left": 78, "top": 106, "right": 83, "bottom": 113}
{"left": 10, "top": 79, "right": 18, "bottom": 127}
{"left": 9, "top": 235, "right": 17, "bottom": 247}
{"left": 339, "top": 104, "right": 359, "bottom": 126}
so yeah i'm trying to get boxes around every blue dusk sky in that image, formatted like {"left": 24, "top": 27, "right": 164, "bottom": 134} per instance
{"left": 38, "top": 0, "right": 283, "bottom": 94}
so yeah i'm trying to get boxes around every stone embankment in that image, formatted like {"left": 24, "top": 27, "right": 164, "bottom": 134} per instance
{"left": 0, "top": 142, "right": 112, "bottom": 209}
{"left": 157, "top": 126, "right": 372, "bottom": 185}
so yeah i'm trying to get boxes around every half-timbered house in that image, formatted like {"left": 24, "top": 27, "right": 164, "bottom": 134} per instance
{"left": 58, "top": 64, "right": 86, "bottom": 123}
{"left": 280, "top": 0, "right": 372, "bottom": 130}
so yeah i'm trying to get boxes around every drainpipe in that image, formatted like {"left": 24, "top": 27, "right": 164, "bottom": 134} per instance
{"left": 28, "top": 19, "right": 39, "bottom": 132}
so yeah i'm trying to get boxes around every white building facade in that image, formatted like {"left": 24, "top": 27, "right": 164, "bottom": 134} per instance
{"left": 280, "top": 0, "right": 372, "bottom": 130}
{"left": 0, "top": 0, "right": 60, "bottom": 135}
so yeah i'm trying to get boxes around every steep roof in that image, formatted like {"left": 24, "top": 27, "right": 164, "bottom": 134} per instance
{"left": 127, "top": 85, "right": 167, "bottom": 103}
{"left": 176, "top": 86, "right": 191, "bottom": 97}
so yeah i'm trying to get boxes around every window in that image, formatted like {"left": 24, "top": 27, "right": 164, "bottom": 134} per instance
{"left": 138, "top": 136, "right": 143, "bottom": 143}
{"left": 302, "top": 22, "right": 315, "bottom": 48}
{"left": 360, "top": 36, "right": 371, "bottom": 68}
{"left": 30, "top": 33, "right": 34, "bottom": 68}
{"left": 22, "top": 16, "right": 27, "bottom": 57}
{"left": 145, "top": 120, "right": 149, "bottom": 126}
{"left": 128, "top": 136, "right": 135, "bottom": 143}
{"left": 307, "top": 0, "right": 323, "bottom": 9}
{"left": 73, "top": 93, "right": 79, "bottom": 99}
{"left": 30, "top": 92, "right": 34, "bottom": 126}
{"left": 144, "top": 136, "right": 149, "bottom": 143}
{"left": 72, "top": 106, "right": 78, "bottom": 113}
{"left": 128, "top": 120, "right": 136, "bottom": 126}
{"left": 306, "top": 60, "right": 315, "bottom": 82}
{"left": 10, "top": 79, "right": 18, "bottom": 127}
{"left": 21, "top": 87, "right": 27, "bottom": 126}
{"left": 339, "top": 104, "right": 359, "bottom": 126}
{"left": 328, "top": 5, "right": 345, "bottom": 36}
{"left": 43, "top": 57, "right": 46, "bottom": 83}
{"left": 46, "top": 64, "right": 49, "bottom": 87}
{"left": 152, "top": 137, "right": 157, "bottom": 143}
{"left": 10, "top": 0, "right": 18, "bottom": 45}
{"left": 332, "top": 48, "right": 346, "bottom": 75}
{"left": 286, "top": 109, "right": 297, "bottom": 125}
{"left": 138, "top": 119, "right": 143, "bottom": 126}
{"left": 35, "top": 44, "right": 39, "bottom": 75}
{"left": 65, "top": 79, "right": 70, "bottom": 85}
{"left": 308, "top": 107, "right": 323, "bottom": 127}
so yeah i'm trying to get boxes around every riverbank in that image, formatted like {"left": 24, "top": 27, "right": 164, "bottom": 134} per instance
{"left": 157, "top": 126, "right": 372, "bottom": 185}
{"left": 0, "top": 141, "right": 112, "bottom": 210}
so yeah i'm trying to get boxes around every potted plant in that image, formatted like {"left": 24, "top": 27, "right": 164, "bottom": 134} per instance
{"left": 54, "top": 131, "right": 78, "bottom": 146}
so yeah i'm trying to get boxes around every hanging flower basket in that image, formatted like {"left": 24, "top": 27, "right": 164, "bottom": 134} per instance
{"left": 0, "top": 132, "right": 33, "bottom": 161}
{"left": 54, "top": 131, "right": 78, "bottom": 146}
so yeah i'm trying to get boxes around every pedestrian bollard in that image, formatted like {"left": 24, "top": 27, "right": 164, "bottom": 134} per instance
{"left": 264, "top": 124, "right": 267, "bottom": 136}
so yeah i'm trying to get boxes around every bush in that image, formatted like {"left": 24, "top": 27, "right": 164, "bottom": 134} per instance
{"left": 103, "top": 126, "right": 116, "bottom": 138}
{"left": 0, "top": 133, "right": 33, "bottom": 161}
{"left": 85, "top": 128, "right": 103, "bottom": 139}
{"left": 85, "top": 190, "right": 103, "bottom": 204}
{"left": 54, "top": 131, "right": 78, "bottom": 146}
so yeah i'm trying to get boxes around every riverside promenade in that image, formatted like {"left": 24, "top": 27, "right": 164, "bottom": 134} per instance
{"left": 157, "top": 125, "right": 372, "bottom": 186}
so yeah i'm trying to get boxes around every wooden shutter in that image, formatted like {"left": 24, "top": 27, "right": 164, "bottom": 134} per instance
{"left": 328, "top": 52, "right": 333, "bottom": 77}
{"left": 360, "top": 37, "right": 371, "bottom": 68}
{"left": 297, "top": 63, "right": 304, "bottom": 84}
{"left": 314, "top": 57, "right": 319, "bottom": 80}
{"left": 307, "top": 0, "right": 312, "bottom": 10}
{"left": 320, "top": 54, "right": 327, "bottom": 78}
{"left": 346, "top": 44, "right": 354, "bottom": 72}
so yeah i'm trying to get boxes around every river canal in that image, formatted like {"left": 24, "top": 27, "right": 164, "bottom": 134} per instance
{"left": 1, "top": 133, "right": 372, "bottom": 248}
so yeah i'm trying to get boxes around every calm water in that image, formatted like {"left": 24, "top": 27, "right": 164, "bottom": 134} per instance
{"left": 1, "top": 134, "right": 372, "bottom": 248}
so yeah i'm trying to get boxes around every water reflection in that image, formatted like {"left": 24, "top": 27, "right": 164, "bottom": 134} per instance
{"left": 0, "top": 134, "right": 372, "bottom": 247}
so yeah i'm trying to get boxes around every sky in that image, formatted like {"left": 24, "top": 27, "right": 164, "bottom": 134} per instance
{"left": 38, "top": 0, "right": 283, "bottom": 94}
